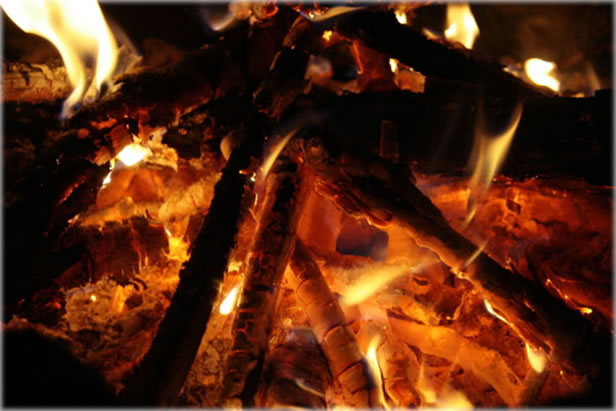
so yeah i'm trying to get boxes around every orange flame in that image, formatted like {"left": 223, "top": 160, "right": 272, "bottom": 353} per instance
{"left": 342, "top": 261, "right": 434, "bottom": 306}
{"left": 444, "top": 3, "right": 479, "bottom": 49}
{"left": 219, "top": 285, "right": 240, "bottom": 315}
{"left": 465, "top": 101, "right": 523, "bottom": 224}
{"left": 394, "top": 10, "right": 408, "bottom": 25}
{"left": 116, "top": 143, "right": 151, "bottom": 167}
{"left": 483, "top": 299, "right": 510, "bottom": 326}
{"left": 524, "top": 58, "right": 560, "bottom": 92}
{"left": 1, "top": 0, "right": 119, "bottom": 117}
{"left": 364, "top": 334, "right": 389, "bottom": 409}
{"left": 525, "top": 342, "right": 547, "bottom": 373}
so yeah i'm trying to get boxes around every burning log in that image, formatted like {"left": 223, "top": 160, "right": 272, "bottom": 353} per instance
{"left": 70, "top": 8, "right": 298, "bottom": 129}
{"left": 294, "top": 90, "right": 611, "bottom": 183}
{"left": 354, "top": 311, "right": 423, "bottom": 407}
{"left": 260, "top": 328, "right": 329, "bottom": 408}
{"left": 333, "top": 8, "right": 547, "bottom": 97}
{"left": 388, "top": 314, "right": 525, "bottom": 405}
{"left": 302, "top": 136, "right": 605, "bottom": 378}
{"left": 119, "top": 125, "right": 265, "bottom": 405}
{"left": 3, "top": 61, "right": 71, "bottom": 102}
{"left": 222, "top": 156, "right": 308, "bottom": 406}
{"left": 289, "top": 238, "right": 381, "bottom": 408}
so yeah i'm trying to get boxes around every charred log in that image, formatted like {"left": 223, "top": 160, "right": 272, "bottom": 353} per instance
{"left": 301, "top": 135, "right": 607, "bottom": 378}
{"left": 294, "top": 89, "right": 611, "bottom": 184}
{"left": 118, "top": 123, "right": 265, "bottom": 405}
{"left": 222, "top": 156, "right": 308, "bottom": 406}
{"left": 333, "top": 8, "right": 546, "bottom": 97}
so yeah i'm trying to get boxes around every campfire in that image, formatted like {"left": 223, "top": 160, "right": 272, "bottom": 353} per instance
{"left": 2, "top": 2, "right": 613, "bottom": 408}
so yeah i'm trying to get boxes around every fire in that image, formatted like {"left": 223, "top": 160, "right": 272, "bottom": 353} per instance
{"left": 322, "top": 30, "right": 333, "bottom": 42}
{"left": 524, "top": 58, "right": 560, "bottom": 92}
{"left": 116, "top": 143, "right": 151, "bottom": 167}
{"left": 341, "top": 262, "right": 432, "bottom": 306}
{"left": 465, "top": 101, "right": 523, "bottom": 224}
{"left": 101, "top": 171, "right": 113, "bottom": 187}
{"left": 364, "top": 335, "right": 389, "bottom": 409}
{"left": 394, "top": 10, "right": 408, "bottom": 25}
{"left": 389, "top": 58, "right": 398, "bottom": 73}
{"left": 258, "top": 129, "right": 297, "bottom": 183}
{"left": 579, "top": 307, "right": 593, "bottom": 315}
{"left": 525, "top": 343, "right": 547, "bottom": 373}
{"left": 89, "top": 294, "right": 97, "bottom": 302}
{"left": 219, "top": 285, "right": 240, "bottom": 315}
{"left": 435, "top": 389, "right": 474, "bottom": 409}
{"left": 483, "top": 299, "right": 510, "bottom": 325}
{"left": 444, "top": 3, "right": 479, "bottom": 49}
{"left": 1, "top": 0, "right": 118, "bottom": 117}
{"left": 416, "top": 362, "right": 437, "bottom": 404}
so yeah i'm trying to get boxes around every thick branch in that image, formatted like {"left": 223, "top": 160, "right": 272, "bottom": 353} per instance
{"left": 222, "top": 156, "right": 308, "bottom": 406}
{"left": 302, "top": 138, "right": 604, "bottom": 376}
{"left": 333, "top": 9, "right": 546, "bottom": 97}
{"left": 119, "top": 125, "right": 265, "bottom": 405}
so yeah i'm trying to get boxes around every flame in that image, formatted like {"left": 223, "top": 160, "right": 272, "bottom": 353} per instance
{"left": 116, "top": 143, "right": 151, "bottom": 167}
{"left": 416, "top": 362, "right": 437, "bottom": 404}
{"left": 101, "top": 171, "right": 113, "bottom": 187}
{"left": 219, "top": 285, "right": 240, "bottom": 315}
{"left": 322, "top": 30, "right": 333, "bottom": 41}
{"left": 1, "top": 0, "right": 118, "bottom": 117}
{"left": 389, "top": 58, "right": 398, "bottom": 73}
{"left": 364, "top": 335, "right": 389, "bottom": 409}
{"left": 395, "top": 10, "right": 407, "bottom": 25}
{"left": 417, "top": 361, "right": 473, "bottom": 408}
{"left": 461, "top": 239, "right": 488, "bottom": 270}
{"left": 294, "top": 378, "right": 325, "bottom": 398}
{"left": 110, "top": 285, "right": 126, "bottom": 313}
{"left": 435, "top": 389, "right": 474, "bottom": 409}
{"left": 525, "top": 342, "right": 547, "bottom": 373}
{"left": 90, "top": 294, "right": 97, "bottom": 302}
{"left": 483, "top": 299, "right": 510, "bottom": 325}
{"left": 465, "top": 101, "right": 523, "bottom": 224}
{"left": 342, "top": 261, "right": 433, "bottom": 306}
{"left": 524, "top": 58, "right": 560, "bottom": 92}
{"left": 168, "top": 237, "right": 189, "bottom": 261}
{"left": 579, "top": 307, "right": 593, "bottom": 315}
{"left": 257, "top": 129, "right": 297, "bottom": 183}
{"left": 444, "top": 3, "right": 479, "bottom": 49}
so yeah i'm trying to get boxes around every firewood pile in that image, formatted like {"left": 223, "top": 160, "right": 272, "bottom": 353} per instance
{"left": 2, "top": 3, "right": 612, "bottom": 408}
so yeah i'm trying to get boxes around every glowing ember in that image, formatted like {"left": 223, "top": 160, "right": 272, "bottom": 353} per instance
{"left": 465, "top": 102, "right": 523, "bottom": 224}
{"left": 524, "top": 58, "right": 560, "bottom": 92}
{"left": 219, "top": 285, "right": 240, "bottom": 315}
{"left": 364, "top": 335, "right": 389, "bottom": 409}
{"left": 322, "top": 30, "right": 333, "bottom": 41}
{"left": 525, "top": 342, "right": 547, "bottom": 373}
{"left": 90, "top": 294, "right": 97, "bottom": 302}
{"left": 580, "top": 307, "right": 593, "bottom": 315}
{"left": 483, "top": 299, "right": 510, "bottom": 325}
{"left": 394, "top": 10, "right": 407, "bottom": 25}
{"left": 1, "top": 0, "right": 118, "bottom": 117}
{"left": 116, "top": 143, "right": 151, "bottom": 167}
{"left": 389, "top": 58, "right": 398, "bottom": 73}
{"left": 444, "top": 3, "right": 479, "bottom": 49}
